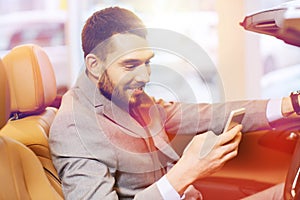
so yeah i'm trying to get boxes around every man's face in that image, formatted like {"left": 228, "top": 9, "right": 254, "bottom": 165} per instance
{"left": 98, "top": 34, "right": 154, "bottom": 108}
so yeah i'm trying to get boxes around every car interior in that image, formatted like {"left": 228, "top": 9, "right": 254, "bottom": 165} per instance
{"left": 0, "top": 57, "right": 61, "bottom": 200}
{"left": 0, "top": 44, "right": 63, "bottom": 199}
{"left": 0, "top": 45, "right": 299, "bottom": 200}
{"left": 0, "top": 3, "right": 299, "bottom": 200}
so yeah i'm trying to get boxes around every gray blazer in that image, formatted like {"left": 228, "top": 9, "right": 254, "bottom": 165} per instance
{"left": 49, "top": 72, "right": 271, "bottom": 200}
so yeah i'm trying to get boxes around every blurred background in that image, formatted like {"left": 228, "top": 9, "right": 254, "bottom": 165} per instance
{"left": 0, "top": 0, "right": 299, "bottom": 102}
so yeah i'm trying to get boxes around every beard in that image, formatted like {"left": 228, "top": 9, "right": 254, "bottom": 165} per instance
{"left": 98, "top": 72, "right": 142, "bottom": 110}
{"left": 98, "top": 72, "right": 156, "bottom": 126}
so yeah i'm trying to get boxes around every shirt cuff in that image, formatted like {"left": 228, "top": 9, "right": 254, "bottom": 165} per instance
{"left": 266, "top": 99, "right": 283, "bottom": 122}
{"left": 157, "top": 175, "right": 181, "bottom": 200}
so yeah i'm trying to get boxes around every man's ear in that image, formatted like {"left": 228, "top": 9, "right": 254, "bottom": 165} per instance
{"left": 85, "top": 53, "right": 103, "bottom": 78}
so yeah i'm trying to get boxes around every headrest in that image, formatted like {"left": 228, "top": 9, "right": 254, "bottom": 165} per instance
{"left": 0, "top": 59, "right": 11, "bottom": 128}
{"left": 2, "top": 44, "right": 57, "bottom": 114}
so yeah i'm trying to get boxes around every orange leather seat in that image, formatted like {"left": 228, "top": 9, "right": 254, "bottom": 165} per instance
{"left": 0, "top": 58, "right": 62, "bottom": 200}
{"left": 0, "top": 59, "right": 10, "bottom": 128}
{"left": 0, "top": 136, "right": 63, "bottom": 200}
{"left": 0, "top": 44, "right": 63, "bottom": 197}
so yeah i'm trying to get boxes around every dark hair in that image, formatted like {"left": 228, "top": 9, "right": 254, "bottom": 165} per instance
{"left": 81, "top": 7, "right": 146, "bottom": 58}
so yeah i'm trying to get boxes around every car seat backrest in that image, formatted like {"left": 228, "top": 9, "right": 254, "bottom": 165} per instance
{"left": 0, "top": 44, "right": 63, "bottom": 197}
{"left": 0, "top": 59, "right": 10, "bottom": 128}
{"left": 0, "top": 136, "right": 63, "bottom": 200}
{"left": 0, "top": 58, "right": 62, "bottom": 200}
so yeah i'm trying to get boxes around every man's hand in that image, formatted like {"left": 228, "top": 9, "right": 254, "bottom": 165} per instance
{"left": 166, "top": 125, "right": 243, "bottom": 195}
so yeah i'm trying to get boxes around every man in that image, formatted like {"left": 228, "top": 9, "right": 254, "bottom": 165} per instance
{"left": 49, "top": 7, "right": 298, "bottom": 199}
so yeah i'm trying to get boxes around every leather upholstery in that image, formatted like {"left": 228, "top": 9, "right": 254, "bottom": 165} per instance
{"left": 2, "top": 44, "right": 57, "bottom": 114}
{"left": 0, "top": 136, "right": 62, "bottom": 200}
{"left": 0, "top": 108, "right": 62, "bottom": 195}
{"left": 0, "top": 44, "right": 63, "bottom": 197}
{"left": 0, "top": 59, "right": 10, "bottom": 128}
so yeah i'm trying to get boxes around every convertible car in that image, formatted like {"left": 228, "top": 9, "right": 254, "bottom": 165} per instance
{"left": 0, "top": 2, "right": 299, "bottom": 200}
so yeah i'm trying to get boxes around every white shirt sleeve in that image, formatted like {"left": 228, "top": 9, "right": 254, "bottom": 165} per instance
{"left": 266, "top": 99, "right": 283, "bottom": 122}
{"left": 157, "top": 175, "right": 181, "bottom": 200}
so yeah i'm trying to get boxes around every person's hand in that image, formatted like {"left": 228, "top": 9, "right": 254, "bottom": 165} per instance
{"left": 166, "top": 125, "right": 242, "bottom": 195}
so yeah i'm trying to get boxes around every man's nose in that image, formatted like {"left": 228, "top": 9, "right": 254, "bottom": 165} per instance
{"left": 135, "top": 64, "right": 151, "bottom": 83}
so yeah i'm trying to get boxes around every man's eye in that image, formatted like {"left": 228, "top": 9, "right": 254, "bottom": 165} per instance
{"left": 124, "top": 65, "right": 137, "bottom": 70}
{"left": 123, "top": 60, "right": 151, "bottom": 70}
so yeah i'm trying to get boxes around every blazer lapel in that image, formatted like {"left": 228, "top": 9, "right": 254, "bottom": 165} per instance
{"left": 101, "top": 96, "right": 148, "bottom": 139}
{"left": 95, "top": 85, "right": 179, "bottom": 161}
{"left": 131, "top": 96, "right": 180, "bottom": 161}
